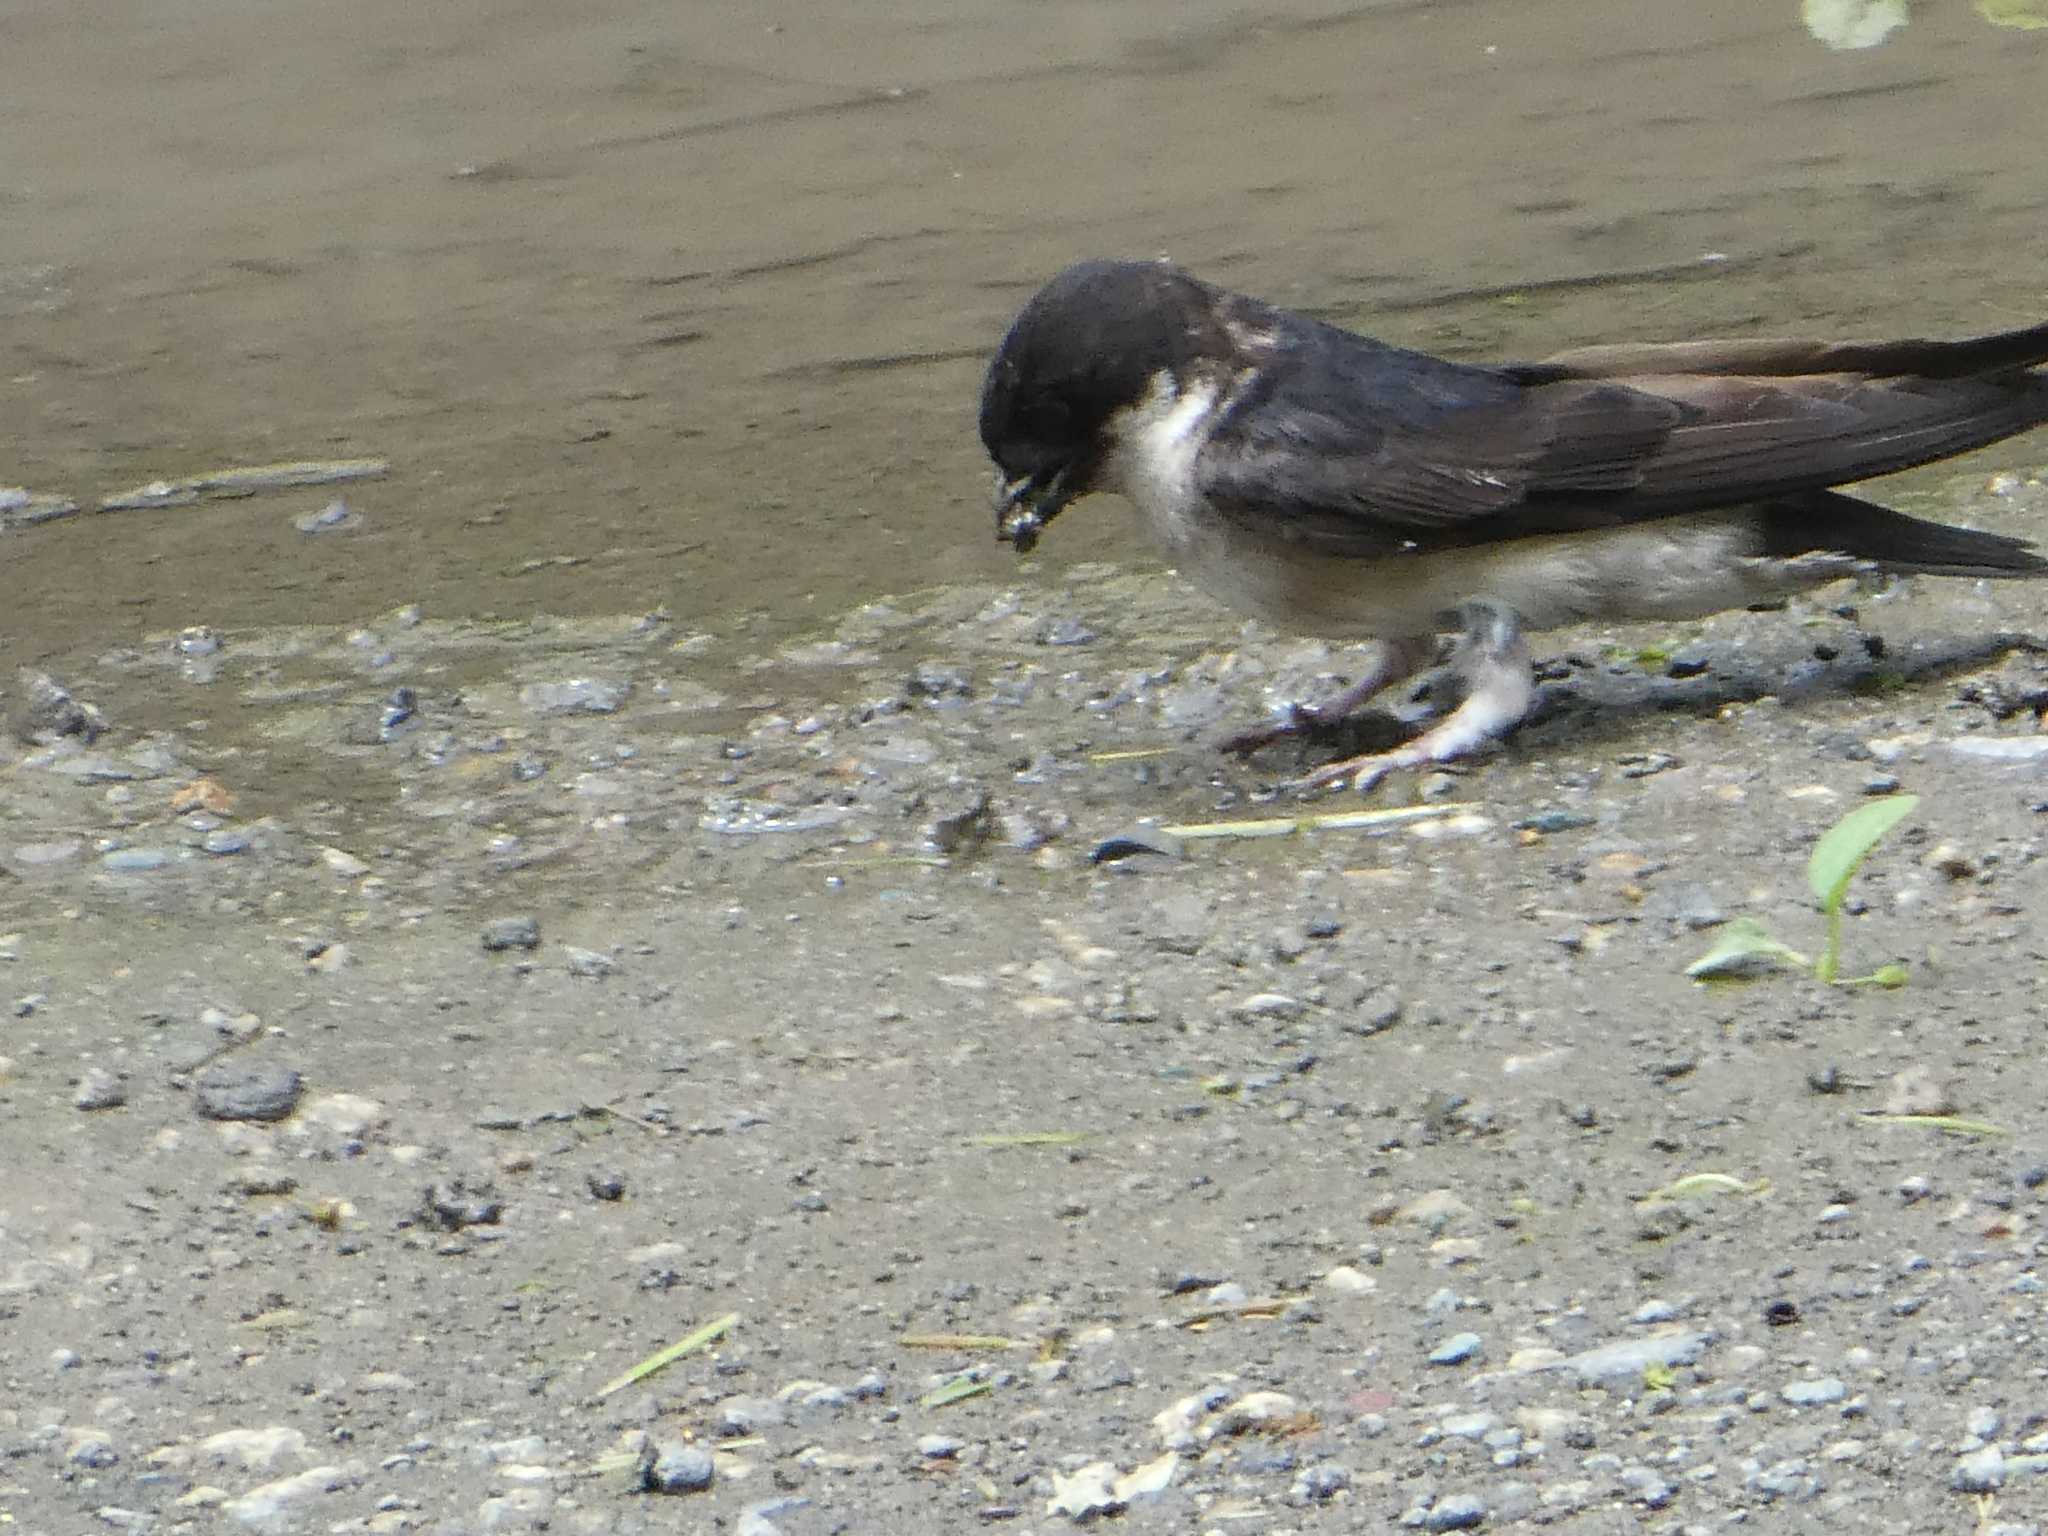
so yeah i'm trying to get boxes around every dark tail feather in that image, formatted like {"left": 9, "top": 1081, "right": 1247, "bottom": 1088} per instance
{"left": 1760, "top": 490, "right": 2048, "bottom": 578}
{"left": 1523, "top": 318, "right": 2048, "bottom": 383}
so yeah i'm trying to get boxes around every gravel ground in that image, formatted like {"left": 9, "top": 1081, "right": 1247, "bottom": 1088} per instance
{"left": 5, "top": 469, "right": 2048, "bottom": 1535}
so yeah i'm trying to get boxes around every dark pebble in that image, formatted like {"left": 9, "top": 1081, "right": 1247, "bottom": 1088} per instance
{"left": 1423, "top": 1493, "right": 1487, "bottom": 1530}
{"left": 1513, "top": 810, "right": 1594, "bottom": 834}
{"left": 907, "top": 661, "right": 971, "bottom": 698}
{"left": 924, "top": 789, "right": 993, "bottom": 855}
{"left": 194, "top": 1064, "right": 303, "bottom": 1123}
{"left": 643, "top": 1441, "right": 714, "bottom": 1494}
{"left": 1038, "top": 617, "right": 1097, "bottom": 646}
{"left": 1092, "top": 827, "right": 1186, "bottom": 864}
{"left": 587, "top": 1170, "right": 626, "bottom": 1201}
{"left": 421, "top": 1178, "right": 505, "bottom": 1230}
{"left": 74, "top": 1067, "right": 128, "bottom": 1111}
{"left": 481, "top": 916, "right": 541, "bottom": 952}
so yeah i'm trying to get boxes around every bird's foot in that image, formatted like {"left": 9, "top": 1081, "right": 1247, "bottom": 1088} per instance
{"left": 1220, "top": 701, "right": 1335, "bottom": 756}
{"left": 1289, "top": 747, "right": 1419, "bottom": 797}
{"left": 1289, "top": 602, "right": 1535, "bottom": 795}
{"left": 1220, "top": 635, "right": 1438, "bottom": 758}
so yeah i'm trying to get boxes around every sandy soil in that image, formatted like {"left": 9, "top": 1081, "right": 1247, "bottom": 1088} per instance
{"left": 7, "top": 476, "right": 2048, "bottom": 1529}
{"left": 6, "top": 2, "right": 2048, "bottom": 1532}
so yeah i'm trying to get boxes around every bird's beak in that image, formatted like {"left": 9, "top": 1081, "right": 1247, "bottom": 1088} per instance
{"left": 992, "top": 466, "right": 1077, "bottom": 556}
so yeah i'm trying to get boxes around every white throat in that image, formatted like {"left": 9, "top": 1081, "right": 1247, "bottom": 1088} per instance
{"left": 1098, "top": 370, "right": 1233, "bottom": 554}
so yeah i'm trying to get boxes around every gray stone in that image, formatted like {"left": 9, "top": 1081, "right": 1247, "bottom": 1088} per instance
{"left": 222, "top": 1463, "right": 361, "bottom": 1528}
{"left": 481, "top": 915, "right": 541, "bottom": 951}
{"left": 520, "top": 678, "right": 627, "bottom": 715}
{"left": 1554, "top": 1330, "right": 1709, "bottom": 1386}
{"left": 1947, "top": 736, "right": 2048, "bottom": 764}
{"left": 564, "top": 946, "right": 616, "bottom": 978}
{"left": 1781, "top": 1377, "right": 1847, "bottom": 1407}
{"left": 1441, "top": 1412, "right": 1498, "bottom": 1440}
{"left": 73, "top": 1067, "right": 127, "bottom": 1110}
{"left": 101, "top": 846, "right": 173, "bottom": 872}
{"left": 643, "top": 1442, "right": 714, "bottom": 1493}
{"left": 717, "top": 1397, "right": 786, "bottom": 1436}
{"left": 195, "top": 1064, "right": 303, "bottom": 1122}
{"left": 1428, "top": 1332, "right": 1484, "bottom": 1366}
{"left": 1619, "top": 1466, "right": 1673, "bottom": 1508}
{"left": 1748, "top": 1457, "right": 1821, "bottom": 1501}
{"left": 1422, "top": 1492, "right": 1487, "bottom": 1530}
{"left": 1290, "top": 1462, "right": 1348, "bottom": 1503}
{"left": 1954, "top": 1445, "right": 2006, "bottom": 1492}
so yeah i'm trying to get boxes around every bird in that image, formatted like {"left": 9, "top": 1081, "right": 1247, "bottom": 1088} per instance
{"left": 977, "top": 259, "right": 2048, "bottom": 792}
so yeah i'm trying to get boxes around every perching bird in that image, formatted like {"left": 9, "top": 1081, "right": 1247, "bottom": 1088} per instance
{"left": 977, "top": 259, "right": 2048, "bottom": 791}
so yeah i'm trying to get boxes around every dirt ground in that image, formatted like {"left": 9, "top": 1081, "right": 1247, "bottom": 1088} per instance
{"left": 6, "top": 1, "right": 2048, "bottom": 1532}
{"left": 8, "top": 486, "right": 2048, "bottom": 1531}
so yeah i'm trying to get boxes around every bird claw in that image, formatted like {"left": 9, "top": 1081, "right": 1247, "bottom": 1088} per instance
{"left": 1220, "top": 702, "right": 1326, "bottom": 756}
{"left": 1288, "top": 752, "right": 1402, "bottom": 796}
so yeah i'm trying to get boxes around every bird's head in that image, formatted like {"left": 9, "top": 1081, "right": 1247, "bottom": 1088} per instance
{"left": 978, "top": 259, "right": 1222, "bottom": 552}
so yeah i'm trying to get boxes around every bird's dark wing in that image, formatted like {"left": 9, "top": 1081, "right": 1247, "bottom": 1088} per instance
{"left": 1196, "top": 306, "right": 2048, "bottom": 556}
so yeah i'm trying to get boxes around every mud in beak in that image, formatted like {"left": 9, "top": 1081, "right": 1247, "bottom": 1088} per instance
{"left": 992, "top": 466, "right": 1078, "bottom": 555}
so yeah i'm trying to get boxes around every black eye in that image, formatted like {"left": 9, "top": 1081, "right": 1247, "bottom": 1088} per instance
{"left": 1017, "top": 395, "right": 1073, "bottom": 444}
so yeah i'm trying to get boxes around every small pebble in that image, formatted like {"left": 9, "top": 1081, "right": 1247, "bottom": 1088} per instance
{"left": 1428, "top": 1332, "right": 1484, "bottom": 1366}
{"left": 1953, "top": 1444, "right": 2005, "bottom": 1492}
{"left": 1440, "top": 1411, "right": 1497, "bottom": 1440}
{"left": 643, "top": 1442, "right": 714, "bottom": 1493}
{"left": 1291, "top": 1462, "right": 1348, "bottom": 1503}
{"left": 1781, "top": 1378, "right": 1846, "bottom": 1407}
{"left": 1619, "top": 1466, "right": 1674, "bottom": 1508}
{"left": 101, "top": 846, "right": 173, "bottom": 872}
{"left": 294, "top": 498, "right": 362, "bottom": 534}
{"left": 194, "top": 1064, "right": 303, "bottom": 1123}
{"left": 74, "top": 1067, "right": 127, "bottom": 1111}
{"left": 481, "top": 915, "right": 541, "bottom": 952}
{"left": 1422, "top": 1492, "right": 1487, "bottom": 1530}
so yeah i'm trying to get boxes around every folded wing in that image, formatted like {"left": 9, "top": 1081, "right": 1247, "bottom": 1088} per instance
{"left": 1196, "top": 307, "right": 2048, "bottom": 555}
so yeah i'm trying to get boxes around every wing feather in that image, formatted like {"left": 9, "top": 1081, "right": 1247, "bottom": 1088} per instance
{"left": 1195, "top": 305, "right": 2048, "bottom": 556}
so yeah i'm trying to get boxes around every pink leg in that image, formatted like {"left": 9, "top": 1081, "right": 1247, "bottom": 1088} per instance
{"left": 1220, "top": 634, "right": 1438, "bottom": 755}
{"left": 1292, "top": 604, "right": 1534, "bottom": 794}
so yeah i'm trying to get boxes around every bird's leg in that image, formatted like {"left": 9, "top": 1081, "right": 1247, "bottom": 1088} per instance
{"left": 1220, "top": 634, "right": 1438, "bottom": 755}
{"left": 1291, "top": 602, "right": 1534, "bottom": 794}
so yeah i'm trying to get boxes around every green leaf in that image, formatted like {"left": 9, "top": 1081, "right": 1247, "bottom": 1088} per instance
{"left": 1684, "top": 917, "right": 1809, "bottom": 980}
{"left": 1979, "top": 0, "right": 2048, "bottom": 27}
{"left": 920, "top": 1373, "right": 994, "bottom": 1408}
{"left": 1859, "top": 1113, "right": 2009, "bottom": 1138}
{"left": 1637, "top": 1172, "right": 1771, "bottom": 1204}
{"left": 595, "top": 1312, "right": 739, "bottom": 1398}
{"left": 1807, "top": 795, "right": 1918, "bottom": 913}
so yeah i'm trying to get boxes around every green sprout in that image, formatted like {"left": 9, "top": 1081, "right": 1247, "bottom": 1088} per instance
{"left": 1686, "top": 794, "right": 1917, "bottom": 987}
{"left": 1806, "top": 794, "right": 1918, "bottom": 983}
